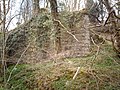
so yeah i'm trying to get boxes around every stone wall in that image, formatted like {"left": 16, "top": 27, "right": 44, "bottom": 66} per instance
{"left": 4, "top": 13, "right": 91, "bottom": 63}
{"left": 61, "top": 15, "right": 90, "bottom": 58}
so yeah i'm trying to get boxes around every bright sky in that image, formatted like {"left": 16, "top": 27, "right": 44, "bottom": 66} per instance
{"left": 7, "top": 0, "right": 88, "bottom": 30}
{"left": 7, "top": 0, "right": 22, "bottom": 30}
{"left": 7, "top": 0, "right": 44, "bottom": 30}
{"left": 6, "top": 0, "right": 117, "bottom": 30}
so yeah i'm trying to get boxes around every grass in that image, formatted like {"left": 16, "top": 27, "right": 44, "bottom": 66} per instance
{"left": 0, "top": 64, "right": 32, "bottom": 90}
{"left": 0, "top": 44, "right": 120, "bottom": 90}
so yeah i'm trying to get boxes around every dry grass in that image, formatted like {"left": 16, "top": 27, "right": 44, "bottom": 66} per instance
{"left": 23, "top": 44, "right": 120, "bottom": 90}
{"left": 1, "top": 44, "right": 120, "bottom": 90}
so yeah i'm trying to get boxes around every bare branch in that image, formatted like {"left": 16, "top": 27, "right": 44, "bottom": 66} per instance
{"left": 73, "top": 67, "right": 80, "bottom": 80}
{"left": 53, "top": 19, "right": 79, "bottom": 42}
{"left": 5, "top": 14, "right": 21, "bottom": 30}
{"left": 6, "top": 43, "right": 30, "bottom": 83}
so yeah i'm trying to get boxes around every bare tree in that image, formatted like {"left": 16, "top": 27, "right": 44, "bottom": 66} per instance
{"left": 1, "top": 0, "right": 7, "bottom": 87}
{"left": 103, "top": 0, "right": 120, "bottom": 57}
{"left": 98, "top": 0, "right": 105, "bottom": 22}
{"left": 73, "top": 0, "right": 77, "bottom": 10}
{"left": 32, "top": 0, "right": 40, "bottom": 16}
{"left": 21, "top": 0, "right": 32, "bottom": 22}
{"left": 0, "top": 1, "right": 2, "bottom": 20}
{"left": 0, "top": 1, "right": 2, "bottom": 32}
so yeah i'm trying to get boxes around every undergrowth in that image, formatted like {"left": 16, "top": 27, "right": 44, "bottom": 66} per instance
{"left": 0, "top": 44, "right": 120, "bottom": 90}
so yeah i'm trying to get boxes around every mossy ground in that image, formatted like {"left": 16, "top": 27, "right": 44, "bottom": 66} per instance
{"left": 0, "top": 43, "right": 120, "bottom": 90}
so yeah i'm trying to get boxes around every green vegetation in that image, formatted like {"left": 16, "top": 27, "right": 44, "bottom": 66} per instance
{"left": 0, "top": 44, "right": 119, "bottom": 90}
{"left": 0, "top": 64, "right": 32, "bottom": 90}
{"left": 0, "top": 0, "right": 120, "bottom": 90}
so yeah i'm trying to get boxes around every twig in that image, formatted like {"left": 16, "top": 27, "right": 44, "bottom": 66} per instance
{"left": 88, "top": 70, "right": 99, "bottom": 90}
{"left": 54, "top": 19, "right": 79, "bottom": 42}
{"left": 6, "top": 43, "right": 30, "bottom": 83}
{"left": 5, "top": 14, "right": 21, "bottom": 30}
{"left": 73, "top": 67, "right": 80, "bottom": 80}
{"left": 83, "top": 26, "right": 108, "bottom": 43}
{"left": 101, "top": 49, "right": 119, "bottom": 65}
{"left": 90, "top": 37, "right": 101, "bottom": 67}
{"left": 66, "top": 31, "right": 79, "bottom": 42}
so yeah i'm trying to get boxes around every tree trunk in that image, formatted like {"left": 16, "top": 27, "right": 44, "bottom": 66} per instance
{"left": 32, "top": 0, "right": 40, "bottom": 16}
{"left": 25, "top": 0, "right": 29, "bottom": 21}
{"left": 98, "top": 0, "right": 104, "bottom": 22}
{"left": 0, "top": 1, "right": 1, "bottom": 20}
{"left": 73, "top": 0, "right": 77, "bottom": 11}
{"left": 0, "top": 0, "right": 6, "bottom": 87}
{"left": 0, "top": 1, "right": 2, "bottom": 32}
{"left": 49, "top": 0, "right": 62, "bottom": 54}
{"left": 78, "top": 0, "right": 81, "bottom": 10}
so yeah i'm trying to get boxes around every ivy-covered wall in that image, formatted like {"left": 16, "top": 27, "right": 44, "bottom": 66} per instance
{"left": 2, "top": 11, "right": 91, "bottom": 63}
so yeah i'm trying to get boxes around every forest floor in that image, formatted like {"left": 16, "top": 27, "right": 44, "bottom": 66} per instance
{"left": 0, "top": 43, "right": 120, "bottom": 90}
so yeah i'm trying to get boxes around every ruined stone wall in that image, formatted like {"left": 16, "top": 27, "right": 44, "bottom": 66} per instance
{"left": 4, "top": 14, "right": 91, "bottom": 64}
{"left": 21, "top": 15, "right": 91, "bottom": 63}
{"left": 61, "top": 15, "right": 90, "bottom": 58}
